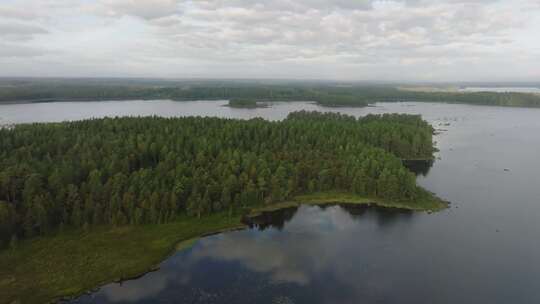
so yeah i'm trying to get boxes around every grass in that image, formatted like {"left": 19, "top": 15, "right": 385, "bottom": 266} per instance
{"left": 250, "top": 189, "right": 447, "bottom": 217}
{"left": 0, "top": 190, "right": 447, "bottom": 304}
{"left": 0, "top": 214, "right": 244, "bottom": 304}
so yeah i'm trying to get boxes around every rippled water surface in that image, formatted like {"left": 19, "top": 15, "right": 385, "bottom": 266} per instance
{"left": 3, "top": 100, "right": 540, "bottom": 303}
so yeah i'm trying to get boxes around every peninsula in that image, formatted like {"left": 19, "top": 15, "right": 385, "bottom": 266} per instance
{"left": 0, "top": 111, "right": 446, "bottom": 303}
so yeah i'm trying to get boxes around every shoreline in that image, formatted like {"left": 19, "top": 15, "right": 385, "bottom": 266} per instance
{"left": 0, "top": 191, "right": 447, "bottom": 304}
{"left": 64, "top": 192, "right": 447, "bottom": 302}
{"left": 249, "top": 191, "right": 448, "bottom": 218}
{"left": 66, "top": 198, "right": 447, "bottom": 302}
{"left": 56, "top": 224, "right": 248, "bottom": 303}
{"left": 3, "top": 97, "right": 540, "bottom": 109}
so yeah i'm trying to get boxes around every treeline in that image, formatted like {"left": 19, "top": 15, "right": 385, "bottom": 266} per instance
{"left": 0, "top": 112, "right": 434, "bottom": 248}
{"left": 0, "top": 83, "right": 371, "bottom": 107}
{"left": 2, "top": 81, "right": 539, "bottom": 107}
{"left": 395, "top": 91, "right": 540, "bottom": 107}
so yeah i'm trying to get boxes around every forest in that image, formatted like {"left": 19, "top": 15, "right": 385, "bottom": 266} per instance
{"left": 1, "top": 79, "right": 540, "bottom": 107}
{"left": 0, "top": 111, "right": 435, "bottom": 248}
{"left": 227, "top": 99, "right": 266, "bottom": 108}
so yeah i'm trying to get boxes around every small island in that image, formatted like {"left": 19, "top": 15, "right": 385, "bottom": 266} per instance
{"left": 0, "top": 111, "right": 446, "bottom": 303}
{"left": 226, "top": 98, "right": 268, "bottom": 108}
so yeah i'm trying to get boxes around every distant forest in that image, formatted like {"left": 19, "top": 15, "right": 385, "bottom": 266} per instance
{"left": 227, "top": 99, "right": 266, "bottom": 108}
{"left": 0, "top": 112, "right": 435, "bottom": 248}
{"left": 1, "top": 78, "right": 540, "bottom": 107}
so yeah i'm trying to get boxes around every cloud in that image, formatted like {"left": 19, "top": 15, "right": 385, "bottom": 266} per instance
{"left": 189, "top": 206, "right": 369, "bottom": 286}
{"left": 196, "top": 0, "right": 377, "bottom": 12}
{"left": 95, "top": 0, "right": 181, "bottom": 20}
{"left": 180, "top": 205, "right": 416, "bottom": 303}
{"left": 0, "top": 23, "right": 48, "bottom": 41}
{"left": 0, "top": 43, "right": 48, "bottom": 57}
{"left": 140, "top": 0, "right": 522, "bottom": 65}
{"left": 0, "top": 0, "right": 538, "bottom": 80}
{"left": 0, "top": 6, "right": 40, "bottom": 19}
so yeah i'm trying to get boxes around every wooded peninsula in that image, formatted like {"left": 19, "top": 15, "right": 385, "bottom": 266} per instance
{"left": 0, "top": 111, "right": 445, "bottom": 303}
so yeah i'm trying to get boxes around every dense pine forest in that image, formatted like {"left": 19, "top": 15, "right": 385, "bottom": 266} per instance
{"left": 1, "top": 79, "right": 540, "bottom": 107}
{"left": 0, "top": 111, "right": 435, "bottom": 248}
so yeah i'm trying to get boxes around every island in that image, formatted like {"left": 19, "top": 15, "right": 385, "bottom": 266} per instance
{"left": 226, "top": 98, "right": 268, "bottom": 108}
{"left": 0, "top": 111, "right": 446, "bottom": 303}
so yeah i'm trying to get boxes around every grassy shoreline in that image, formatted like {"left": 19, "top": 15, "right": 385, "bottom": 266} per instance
{"left": 249, "top": 190, "right": 447, "bottom": 217}
{"left": 0, "top": 191, "right": 447, "bottom": 304}
{"left": 0, "top": 214, "right": 245, "bottom": 304}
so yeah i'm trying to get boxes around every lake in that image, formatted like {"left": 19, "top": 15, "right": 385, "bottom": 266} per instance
{"left": 2, "top": 100, "right": 540, "bottom": 303}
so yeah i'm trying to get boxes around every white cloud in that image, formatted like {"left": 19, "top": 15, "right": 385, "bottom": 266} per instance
{"left": 0, "top": 6, "right": 40, "bottom": 19}
{"left": 95, "top": 0, "right": 181, "bottom": 20}
{"left": 0, "top": 23, "right": 48, "bottom": 41}
{"left": 0, "top": 0, "right": 538, "bottom": 81}
{"left": 0, "top": 43, "right": 48, "bottom": 57}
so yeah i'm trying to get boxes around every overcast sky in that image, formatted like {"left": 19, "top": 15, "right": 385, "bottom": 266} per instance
{"left": 1, "top": 0, "right": 539, "bottom": 81}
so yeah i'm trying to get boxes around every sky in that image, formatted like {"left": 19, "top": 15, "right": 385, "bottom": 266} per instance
{"left": 0, "top": 0, "right": 539, "bottom": 82}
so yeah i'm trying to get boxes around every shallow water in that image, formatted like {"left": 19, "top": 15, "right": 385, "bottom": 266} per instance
{"left": 3, "top": 100, "right": 540, "bottom": 303}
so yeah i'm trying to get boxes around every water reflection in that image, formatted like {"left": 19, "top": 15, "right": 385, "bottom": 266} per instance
{"left": 402, "top": 159, "right": 435, "bottom": 176}
{"left": 245, "top": 207, "right": 298, "bottom": 231}
{"left": 101, "top": 273, "right": 169, "bottom": 302}
{"left": 73, "top": 205, "right": 418, "bottom": 304}
{"left": 246, "top": 204, "right": 414, "bottom": 232}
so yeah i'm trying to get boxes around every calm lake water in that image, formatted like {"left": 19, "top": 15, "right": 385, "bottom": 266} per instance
{"left": 2, "top": 100, "right": 540, "bottom": 303}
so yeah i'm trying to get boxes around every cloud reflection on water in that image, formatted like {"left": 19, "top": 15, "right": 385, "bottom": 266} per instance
{"left": 85, "top": 204, "right": 415, "bottom": 304}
